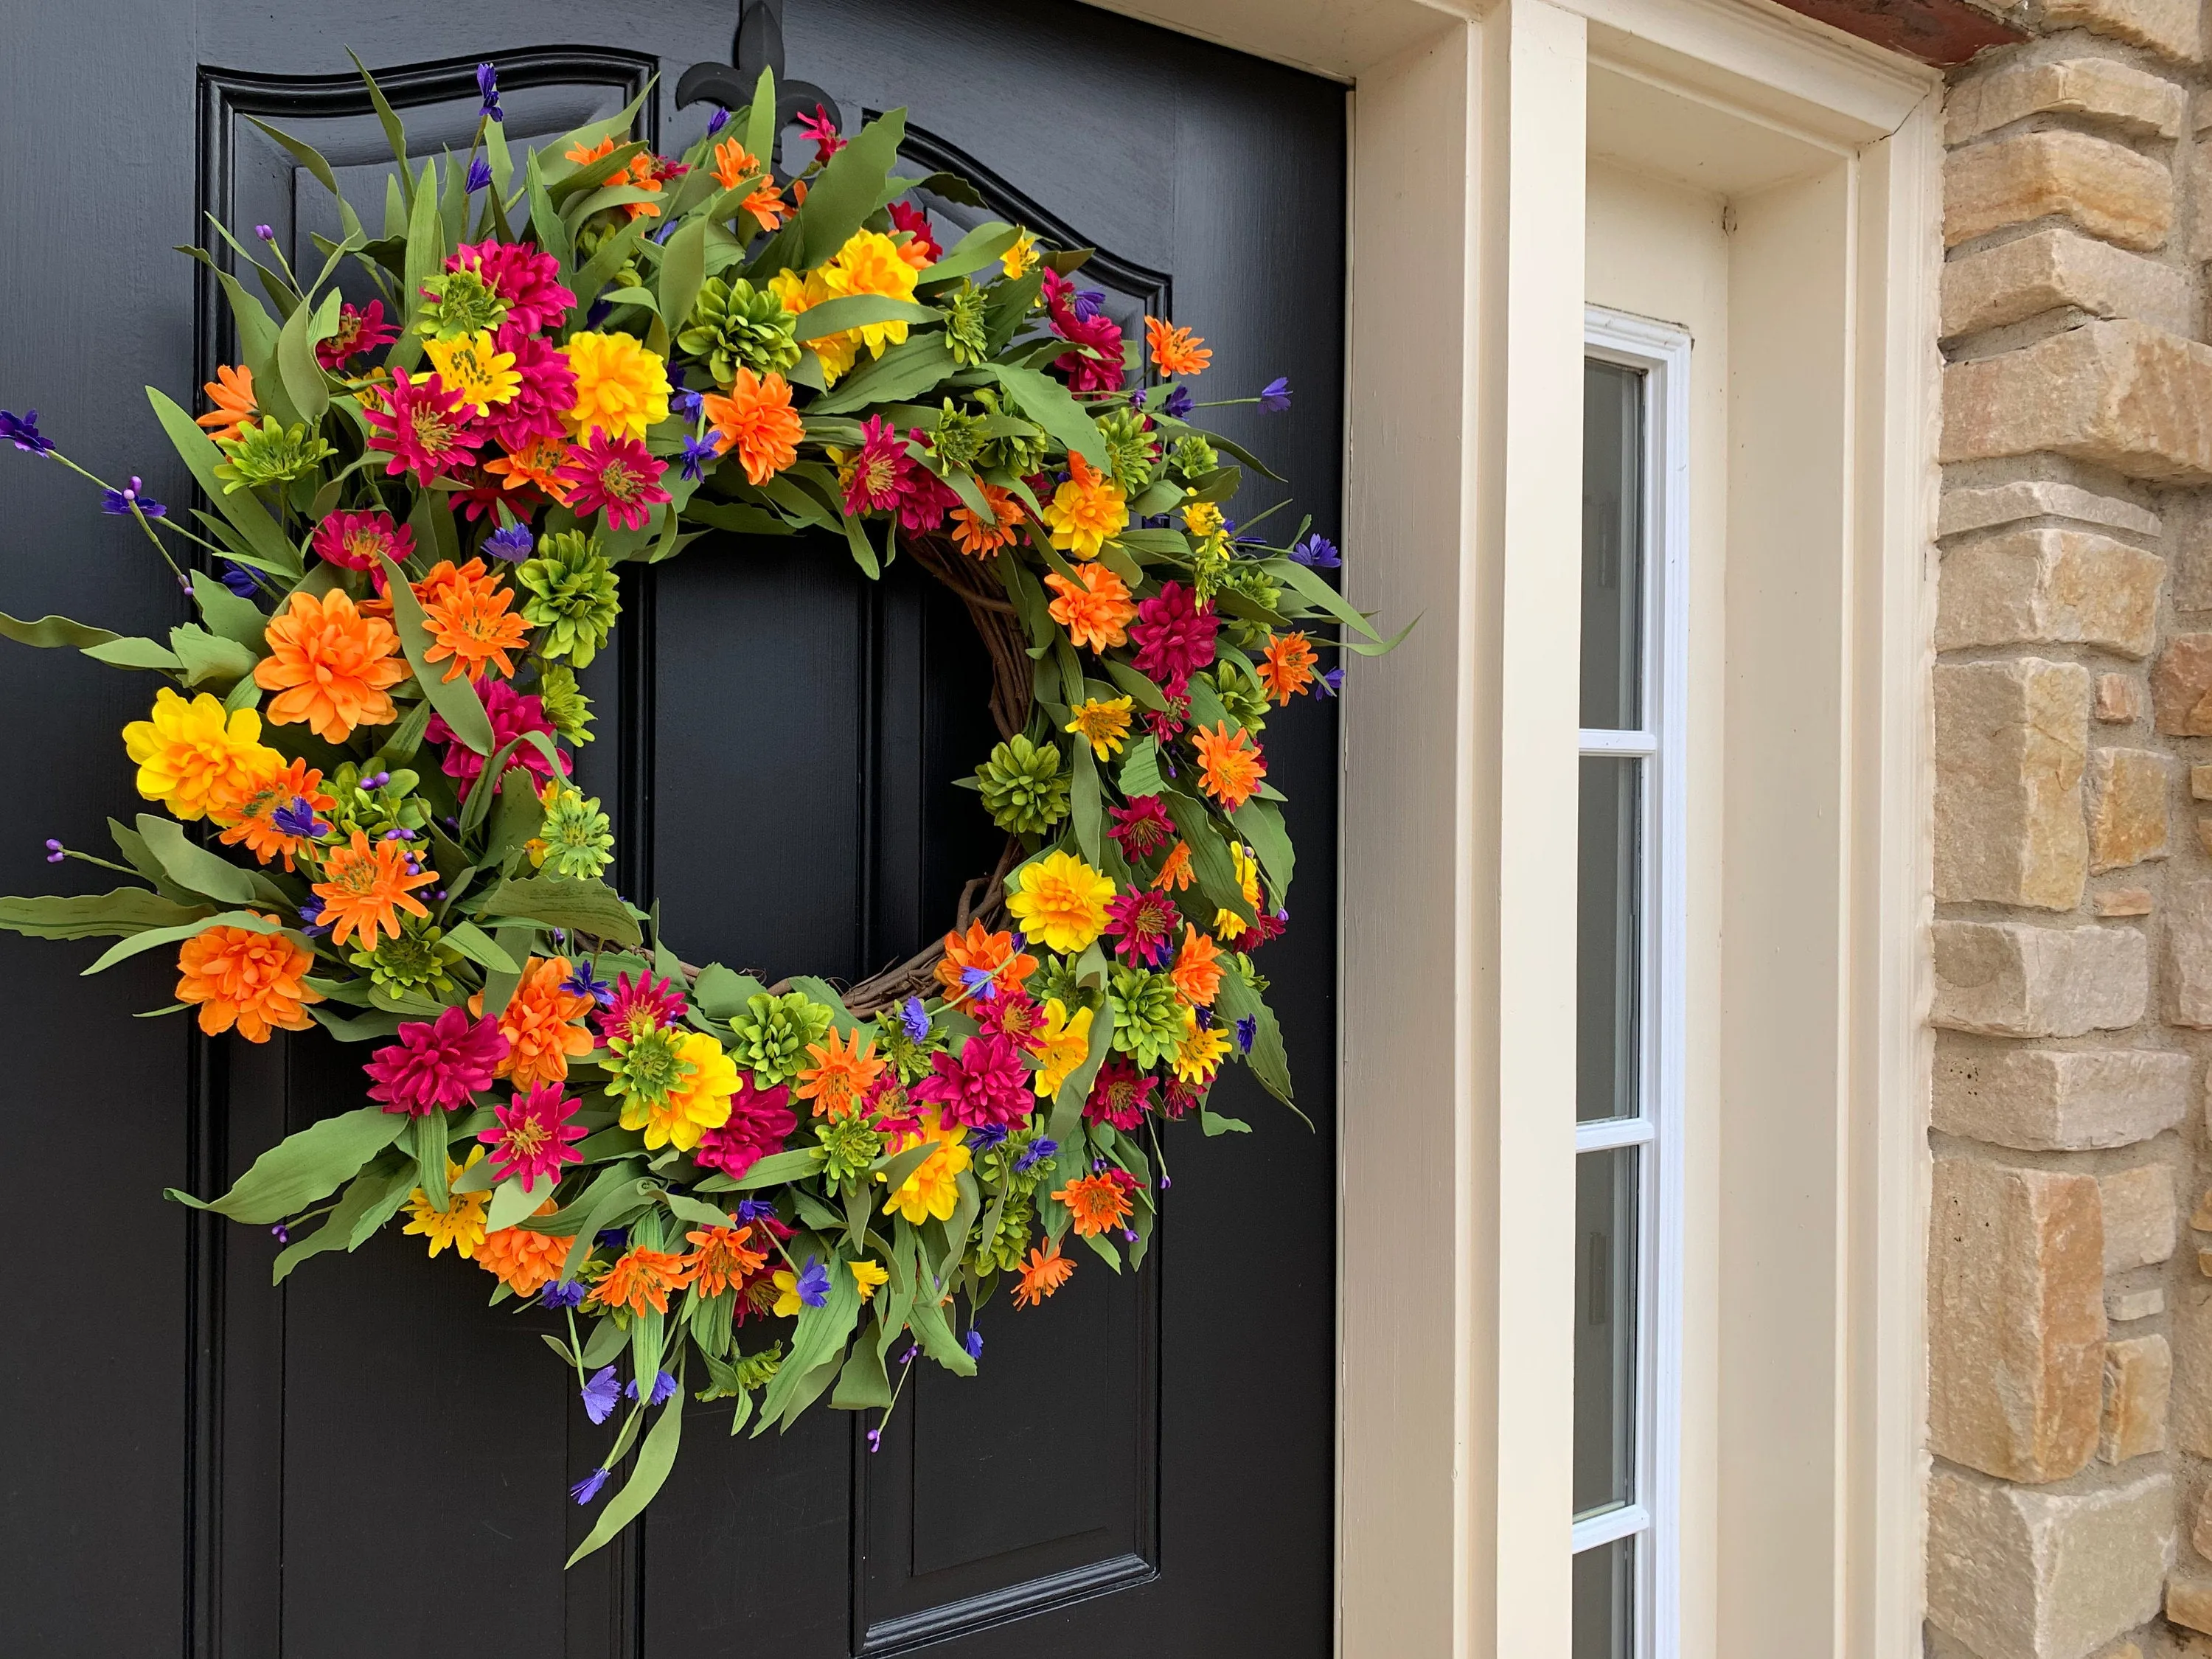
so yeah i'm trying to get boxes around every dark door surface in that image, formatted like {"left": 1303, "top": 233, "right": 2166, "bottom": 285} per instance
{"left": 0, "top": 4, "right": 1344, "bottom": 1655}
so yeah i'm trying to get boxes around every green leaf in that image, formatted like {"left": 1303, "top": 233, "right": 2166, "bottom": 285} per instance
{"left": 484, "top": 1175, "right": 549, "bottom": 1234}
{"left": 0, "top": 611, "right": 119, "bottom": 650}
{"left": 245, "top": 116, "right": 364, "bottom": 242}
{"left": 1159, "top": 793, "right": 1253, "bottom": 927}
{"left": 167, "top": 1105, "right": 410, "bottom": 1225}
{"left": 347, "top": 51, "right": 414, "bottom": 189}
{"left": 690, "top": 964, "right": 765, "bottom": 1021}
{"left": 661, "top": 1192, "right": 735, "bottom": 1230}
{"left": 1116, "top": 736, "right": 1166, "bottom": 799}
{"left": 270, "top": 1151, "right": 414, "bottom": 1281}
{"left": 402, "top": 156, "right": 445, "bottom": 338}
{"left": 1259, "top": 557, "right": 1388, "bottom": 642}
{"left": 1215, "top": 965, "right": 1298, "bottom": 1112}
{"left": 134, "top": 813, "right": 262, "bottom": 905}
{"left": 476, "top": 872, "right": 642, "bottom": 947}
{"left": 524, "top": 148, "right": 573, "bottom": 277}
{"left": 566, "top": 1368, "right": 686, "bottom": 1567}
{"left": 444, "top": 919, "right": 520, "bottom": 974}
{"left": 658, "top": 214, "right": 709, "bottom": 355}
{"left": 0, "top": 888, "right": 209, "bottom": 941}
{"left": 276, "top": 288, "right": 342, "bottom": 428}
{"left": 565, "top": 218, "right": 648, "bottom": 321}
{"left": 830, "top": 1324, "right": 894, "bottom": 1409}
{"left": 79, "top": 636, "right": 184, "bottom": 674}
{"left": 83, "top": 908, "right": 278, "bottom": 975}
{"left": 147, "top": 389, "right": 300, "bottom": 574}
{"left": 692, "top": 1147, "right": 817, "bottom": 1192}
{"left": 788, "top": 294, "right": 939, "bottom": 343}
{"left": 805, "top": 335, "right": 957, "bottom": 417}
{"left": 914, "top": 220, "right": 1018, "bottom": 288}
{"left": 757, "top": 1258, "right": 864, "bottom": 1428}
{"left": 797, "top": 108, "right": 909, "bottom": 268}
{"left": 379, "top": 554, "right": 494, "bottom": 754}
{"left": 983, "top": 362, "right": 1107, "bottom": 467}
{"left": 1231, "top": 796, "right": 1295, "bottom": 904}
{"left": 188, "top": 571, "right": 271, "bottom": 648}
{"left": 170, "top": 625, "right": 260, "bottom": 688}
{"left": 682, "top": 499, "right": 796, "bottom": 538}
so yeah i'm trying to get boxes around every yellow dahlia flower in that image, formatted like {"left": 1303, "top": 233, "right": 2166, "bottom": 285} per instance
{"left": 122, "top": 688, "right": 281, "bottom": 821}
{"left": 622, "top": 1030, "right": 737, "bottom": 1152}
{"left": 1032, "top": 998, "right": 1094, "bottom": 1099}
{"left": 1006, "top": 849, "right": 1116, "bottom": 954}
{"left": 563, "top": 330, "right": 670, "bottom": 442}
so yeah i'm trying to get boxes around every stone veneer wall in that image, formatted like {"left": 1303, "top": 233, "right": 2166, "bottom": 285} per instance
{"left": 1929, "top": 0, "right": 2212, "bottom": 1654}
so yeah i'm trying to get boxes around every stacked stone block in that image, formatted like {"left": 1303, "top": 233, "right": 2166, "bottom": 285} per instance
{"left": 1931, "top": 3, "right": 2212, "bottom": 1652}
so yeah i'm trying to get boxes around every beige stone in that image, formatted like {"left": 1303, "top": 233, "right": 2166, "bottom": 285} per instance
{"left": 2199, "top": 815, "right": 2212, "bottom": 857}
{"left": 1933, "top": 1040, "right": 2188, "bottom": 1149}
{"left": 2101, "top": 1165, "right": 2177, "bottom": 1270}
{"left": 2170, "top": 883, "right": 2212, "bottom": 1026}
{"left": 2096, "top": 886, "right": 2154, "bottom": 916}
{"left": 2043, "top": 0, "right": 2202, "bottom": 60}
{"left": 2168, "top": 495, "right": 2212, "bottom": 611}
{"left": 1933, "top": 921, "right": 2149, "bottom": 1037}
{"left": 1938, "top": 479, "right": 2161, "bottom": 540}
{"left": 1935, "top": 660, "right": 2091, "bottom": 908}
{"left": 1929, "top": 1157, "right": 2106, "bottom": 1481}
{"left": 1944, "top": 132, "right": 2174, "bottom": 251}
{"left": 2202, "top": 1245, "right": 2212, "bottom": 1275}
{"left": 2194, "top": 1486, "right": 2212, "bottom": 1561}
{"left": 2159, "top": 1284, "right": 2212, "bottom": 1455}
{"left": 1925, "top": 1467, "right": 2171, "bottom": 1658}
{"left": 1938, "top": 530, "right": 2165, "bottom": 657}
{"left": 2108, "top": 1285, "right": 2166, "bottom": 1320}
{"left": 2156, "top": 637, "right": 2212, "bottom": 734}
{"left": 2177, "top": 1578, "right": 2212, "bottom": 1636}
{"left": 2089, "top": 748, "right": 2174, "bottom": 871}
{"left": 1947, "top": 57, "right": 2188, "bottom": 144}
{"left": 2096, "top": 674, "right": 2144, "bottom": 723}
{"left": 1941, "top": 226, "right": 2194, "bottom": 338}
{"left": 2101, "top": 1334, "right": 2171, "bottom": 1461}
{"left": 2190, "top": 144, "right": 2212, "bottom": 262}
{"left": 1943, "top": 321, "right": 2212, "bottom": 484}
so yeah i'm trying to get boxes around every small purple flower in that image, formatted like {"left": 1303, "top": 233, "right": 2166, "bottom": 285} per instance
{"left": 796, "top": 1256, "right": 830, "bottom": 1309}
{"left": 43, "top": 838, "right": 63, "bottom": 864}
{"left": 625, "top": 1369, "right": 678, "bottom": 1405}
{"left": 673, "top": 386, "right": 704, "bottom": 422}
{"left": 1290, "top": 533, "right": 1340, "bottom": 570}
{"left": 900, "top": 995, "right": 929, "bottom": 1043}
{"left": 1162, "top": 385, "right": 1194, "bottom": 420}
{"left": 295, "top": 894, "right": 330, "bottom": 937}
{"left": 218, "top": 560, "right": 260, "bottom": 597}
{"left": 595, "top": 1226, "right": 628, "bottom": 1250}
{"left": 706, "top": 106, "right": 731, "bottom": 139}
{"left": 1234, "top": 1015, "right": 1257, "bottom": 1054}
{"left": 1013, "top": 1137, "right": 1057, "bottom": 1175}
{"left": 735, "top": 1197, "right": 776, "bottom": 1224}
{"left": 270, "top": 1222, "right": 291, "bottom": 1245}
{"left": 967, "top": 1122, "right": 1009, "bottom": 1152}
{"left": 1129, "top": 388, "right": 1147, "bottom": 409}
{"left": 1312, "top": 667, "right": 1344, "bottom": 699}
{"left": 566, "top": 961, "right": 613, "bottom": 1006}
{"left": 650, "top": 220, "right": 677, "bottom": 245}
{"left": 271, "top": 797, "right": 330, "bottom": 840}
{"left": 0, "top": 408, "right": 55, "bottom": 457}
{"left": 959, "top": 966, "right": 998, "bottom": 1003}
{"left": 361, "top": 771, "right": 390, "bottom": 790}
{"left": 899, "top": 1343, "right": 921, "bottom": 1366}
{"left": 571, "top": 1467, "right": 611, "bottom": 1504}
{"left": 1073, "top": 288, "right": 1107, "bottom": 322}
{"left": 254, "top": 223, "right": 275, "bottom": 243}
{"left": 100, "top": 476, "right": 166, "bottom": 518}
{"left": 580, "top": 1365, "right": 619, "bottom": 1425}
{"left": 1159, "top": 1173, "right": 1172, "bottom": 1190}
{"left": 1259, "top": 376, "right": 1293, "bottom": 413}
{"left": 679, "top": 434, "right": 716, "bottom": 482}
{"left": 963, "top": 1328, "right": 984, "bottom": 1360}
{"left": 465, "top": 156, "right": 493, "bottom": 195}
{"left": 484, "top": 522, "right": 532, "bottom": 561}
{"left": 587, "top": 299, "right": 613, "bottom": 328}
{"left": 540, "top": 1279, "right": 586, "bottom": 1310}
{"left": 1122, "top": 1227, "right": 1138, "bottom": 1243}
{"left": 475, "top": 61, "right": 503, "bottom": 122}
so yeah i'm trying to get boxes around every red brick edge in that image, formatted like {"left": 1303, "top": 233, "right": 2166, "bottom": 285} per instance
{"left": 1771, "top": 0, "right": 2025, "bottom": 66}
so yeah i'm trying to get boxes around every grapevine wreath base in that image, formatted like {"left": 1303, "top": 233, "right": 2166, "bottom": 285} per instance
{"left": 0, "top": 60, "right": 1397, "bottom": 1560}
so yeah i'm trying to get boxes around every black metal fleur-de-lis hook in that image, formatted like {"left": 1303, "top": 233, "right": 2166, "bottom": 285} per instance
{"left": 675, "top": 0, "right": 845, "bottom": 181}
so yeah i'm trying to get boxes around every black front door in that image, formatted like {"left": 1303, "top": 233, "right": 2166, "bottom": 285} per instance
{"left": 1, "top": 4, "right": 1343, "bottom": 1654}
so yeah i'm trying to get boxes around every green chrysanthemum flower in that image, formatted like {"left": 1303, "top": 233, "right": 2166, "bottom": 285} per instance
{"left": 576, "top": 225, "right": 644, "bottom": 296}
{"left": 415, "top": 267, "right": 508, "bottom": 339}
{"left": 538, "top": 664, "right": 596, "bottom": 745}
{"left": 349, "top": 920, "right": 463, "bottom": 1006}
{"left": 677, "top": 276, "right": 801, "bottom": 384}
{"left": 517, "top": 530, "right": 620, "bottom": 668}
{"left": 813, "top": 1113, "right": 885, "bottom": 1190}
{"left": 975, "top": 1192, "right": 1036, "bottom": 1275}
{"left": 212, "top": 420, "right": 335, "bottom": 494}
{"left": 1209, "top": 662, "right": 1269, "bottom": 733}
{"left": 1025, "top": 953, "right": 1087, "bottom": 1015}
{"left": 943, "top": 279, "right": 990, "bottom": 367}
{"left": 1107, "top": 964, "right": 1185, "bottom": 1069}
{"left": 734, "top": 1344, "right": 783, "bottom": 1388}
{"left": 976, "top": 734, "right": 1068, "bottom": 835}
{"left": 536, "top": 787, "right": 615, "bottom": 880}
{"left": 928, "top": 400, "right": 990, "bottom": 473}
{"left": 1096, "top": 407, "right": 1156, "bottom": 491}
{"left": 872, "top": 1006, "right": 937, "bottom": 1085}
{"left": 605, "top": 1024, "right": 695, "bottom": 1113}
{"left": 1220, "top": 562, "right": 1282, "bottom": 616}
{"left": 728, "top": 991, "right": 835, "bottom": 1085}
{"left": 1167, "top": 434, "right": 1218, "bottom": 481}
{"left": 1189, "top": 530, "right": 1231, "bottom": 604}
{"left": 973, "top": 389, "right": 1047, "bottom": 476}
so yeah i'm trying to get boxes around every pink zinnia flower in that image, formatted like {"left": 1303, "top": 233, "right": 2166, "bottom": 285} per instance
{"left": 1107, "top": 794, "right": 1175, "bottom": 859}
{"left": 1085, "top": 1059, "right": 1157, "bottom": 1130}
{"left": 477, "top": 1079, "right": 587, "bottom": 1190}
{"left": 598, "top": 971, "right": 689, "bottom": 1043}
{"left": 692, "top": 1075, "right": 798, "bottom": 1179}
{"left": 427, "top": 677, "right": 571, "bottom": 787}
{"left": 316, "top": 299, "right": 398, "bottom": 369}
{"left": 363, "top": 368, "right": 483, "bottom": 482}
{"left": 364, "top": 1005, "right": 510, "bottom": 1116}
{"left": 448, "top": 240, "right": 578, "bottom": 335}
{"left": 559, "top": 429, "right": 672, "bottom": 532}
{"left": 310, "top": 508, "right": 415, "bottom": 572}
{"left": 797, "top": 103, "right": 845, "bottom": 164}
{"left": 888, "top": 201, "right": 940, "bottom": 262}
{"left": 1043, "top": 269, "right": 1126, "bottom": 395}
{"left": 842, "top": 414, "right": 910, "bottom": 517}
{"left": 1160, "top": 1075, "right": 1205, "bottom": 1119}
{"left": 895, "top": 454, "right": 959, "bottom": 534}
{"left": 1105, "top": 887, "right": 1179, "bottom": 967}
{"left": 911, "top": 1032, "right": 1033, "bottom": 1130}
{"left": 1129, "top": 580, "right": 1219, "bottom": 698}
{"left": 487, "top": 325, "right": 577, "bottom": 451}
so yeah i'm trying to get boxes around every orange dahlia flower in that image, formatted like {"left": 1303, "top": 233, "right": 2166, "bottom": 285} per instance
{"left": 591, "top": 1246, "right": 696, "bottom": 1317}
{"left": 703, "top": 367, "right": 803, "bottom": 485}
{"left": 1169, "top": 925, "right": 1224, "bottom": 1006}
{"left": 254, "top": 588, "right": 408, "bottom": 742}
{"left": 1052, "top": 1172, "right": 1135, "bottom": 1239}
{"left": 796, "top": 1025, "right": 886, "bottom": 1119}
{"left": 681, "top": 1222, "right": 768, "bottom": 1296}
{"left": 1044, "top": 562, "right": 1137, "bottom": 652}
{"left": 312, "top": 830, "right": 437, "bottom": 950}
{"left": 933, "top": 920, "right": 1037, "bottom": 1002}
{"left": 417, "top": 557, "right": 529, "bottom": 682}
{"left": 950, "top": 483, "right": 1021, "bottom": 557}
{"left": 195, "top": 364, "right": 258, "bottom": 442}
{"left": 474, "top": 956, "right": 596, "bottom": 1089}
{"left": 1255, "top": 630, "right": 1319, "bottom": 704}
{"left": 710, "top": 139, "right": 787, "bottom": 231}
{"left": 1150, "top": 841, "right": 1194, "bottom": 893}
{"left": 476, "top": 1207, "right": 570, "bottom": 1297}
{"left": 214, "top": 757, "right": 335, "bottom": 871}
{"left": 176, "top": 923, "right": 322, "bottom": 1042}
{"left": 1013, "top": 1241, "right": 1077, "bottom": 1307}
{"left": 1193, "top": 720, "right": 1266, "bottom": 812}
{"left": 1144, "top": 316, "right": 1211, "bottom": 378}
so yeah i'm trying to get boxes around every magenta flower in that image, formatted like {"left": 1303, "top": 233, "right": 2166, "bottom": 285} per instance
{"left": 887, "top": 201, "right": 940, "bottom": 262}
{"left": 1107, "top": 794, "right": 1175, "bottom": 859}
{"left": 598, "top": 971, "right": 689, "bottom": 1043}
{"left": 1043, "top": 268, "right": 1125, "bottom": 394}
{"left": 1104, "top": 887, "right": 1179, "bottom": 967}
{"left": 450, "top": 240, "right": 577, "bottom": 335}
{"left": 559, "top": 429, "right": 671, "bottom": 532}
{"left": 363, "top": 368, "right": 482, "bottom": 482}
{"left": 477, "top": 1080, "right": 586, "bottom": 1190}
{"left": 311, "top": 508, "right": 415, "bottom": 572}
{"left": 1129, "top": 580, "right": 1219, "bottom": 698}
{"left": 487, "top": 324, "right": 577, "bottom": 451}
{"left": 842, "top": 414, "right": 910, "bottom": 517}
{"left": 1085, "top": 1058, "right": 1157, "bottom": 1130}
{"left": 911, "top": 1033, "right": 1033, "bottom": 1130}
{"left": 427, "top": 678, "right": 571, "bottom": 787}
{"left": 364, "top": 1005, "right": 510, "bottom": 1116}
{"left": 798, "top": 103, "right": 845, "bottom": 164}
{"left": 316, "top": 299, "right": 397, "bottom": 369}
{"left": 895, "top": 458, "right": 959, "bottom": 534}
{"left": 692, "top": 1076, "right": 797, "bottom": 1180}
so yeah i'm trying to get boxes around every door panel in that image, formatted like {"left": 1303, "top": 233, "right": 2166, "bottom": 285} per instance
{"left": 0, "top": 4, "right": 1343, "bottom": 1655}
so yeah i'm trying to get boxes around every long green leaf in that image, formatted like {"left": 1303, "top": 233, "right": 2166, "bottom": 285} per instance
{"left": 805, "top": 336, "right": 956, "bottom": 416}
{"left": 787, "top": 295, "right": 939, "bottom": 343}
{"left": 797, "top": 108, "right": 909, "bottom": 268}
{"left": 567, "top": 1371, "right": 686, "bottom": 1566}
{"left": 347, "top": 51, "right": 414, "bottom": 193}
{"left": 379, "top": 554, "right": 494, "bottom": 753}
{"left": 82, "top": 908, "right": 276, "bottom": 975}
{"left": 476, "top": 872, "right": 641, "bottom": 946}
{"left": 135, "top": 813, "right": 262, "bottom": 905}
{"left": 0, "top": 888, "right": 209, "bottom": 941}
{"left": 914, "top": 221, "right": 1018, "bottom": 288}
{"left": 147, "top": 388, "right": 299, "bottom": 574}
{"left": 276, "top": 288, "right": 342, "bottom": 428}
{"left": 167, "top": 1105, "right": 410, "bottom": 1225}
{"left": 984, "top": 363, "right": 1107, "bottom": 466}
{"left": 245, "top": 116, "right": 364, "bottom": 240}
{"left": 0, "top": 611, "right": 119, "bottom": 650}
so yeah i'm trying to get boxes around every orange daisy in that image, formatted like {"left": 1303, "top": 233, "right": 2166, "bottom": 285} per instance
{"left": 195, "top": 364, "right": 258, "bottom": 442}
{"left": 483, "top": 432, "right": 576, "bottom": 501}
{"left": 1013, "top": 1241, "right": 1076, "bottom": 1307}
{"left": 1192, "top": 721, "right": 1266, "bottom": 812}
{"left": 933, "top": 920, "right": 1038, "bottom": 1002}
{"left": 214, "top": 757, "right": 335, "bottom": 872}
{"left": 1255, "top": 630, "right": 1319, "bottom": 704}
{"left": 566, "top": 135, "right": 616, "bottom": 166}
{"left": 1169, "top": 925, "right": 1224, "bottom": 1006}
{"left": 1150, "top": 841, "right": 1194, "bottom": 892}
{"left": 312, "top": 830, "right": 437, "bottom": 950}
{"left": 1052, "top": 1172, "right": 1134, "bottom": 1238}
{"left": 950, "top": 483, "right": 1022, "bottom": 557}
{"left": 175, "top": 923, "right": 323, "bottom": 1042}
{"left": 682, "top": 1223, "right": 769, "bottom": 1296}
{"left": 254, "top": 588, "right": 408, "bottom": 743}
{"left": 417, "top": 557, "right": 529, "bottom": 682}
{"left": 702, "top": 367, "right": 803, "bottom": 484}
{"left": 795, "top": 1025, "right": 887, "bottom": 1119}
{"left": 1144, "top": 316, "right": 1211, "bottom": 378}
{"left": 474, "top": 956, "right": 597, "bottom": 1088}
{"left": 1044, "top": 563, "right": 1138, "bottom": 652}
{"left": 476, "top": 1206, "right": 570, "bottom": 1297}
{"left": 710, "top": 138, "right": 787, "bottom": 231}
{"left": 590, "top": 1246, "right": 696, "bottom": 1317}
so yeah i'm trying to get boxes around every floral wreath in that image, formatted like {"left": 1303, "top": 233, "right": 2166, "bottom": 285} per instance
{"left": 0, "top": 63, "right": 1395, "bottom": 1562}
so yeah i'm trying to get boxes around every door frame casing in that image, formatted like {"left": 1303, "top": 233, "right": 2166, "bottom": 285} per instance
{"left": 1079, "top": 1, "right": 1940, "bottom": 1654}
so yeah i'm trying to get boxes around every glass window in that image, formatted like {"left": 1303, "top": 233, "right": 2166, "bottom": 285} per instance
{"left": 1573, "top": 1144, "right": 1638, "bottom": 1517}
{"left": 1581, "top": 361, "right": 1644, "bottom": 731}
{"left": 1577, "top": 757, "right": 1640, "bottom": 1124}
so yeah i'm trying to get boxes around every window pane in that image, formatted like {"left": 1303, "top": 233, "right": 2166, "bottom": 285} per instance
{"left": 1577, "top": 756, "right": 1641, "bottom": 1124}
{"left": 1573, "top": 1146, "right": 1639, "bottom": 1517}
{"left": 1572, "top": 1534, "right": 1636, "bottom": 1659}
{"left": 1582, "top": 359, "right": 1644, "bottom": 731}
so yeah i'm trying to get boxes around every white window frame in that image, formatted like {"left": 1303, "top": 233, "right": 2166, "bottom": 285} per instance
{"left": 1571, "top": 305, "right": 1688, "bottom": 1659}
